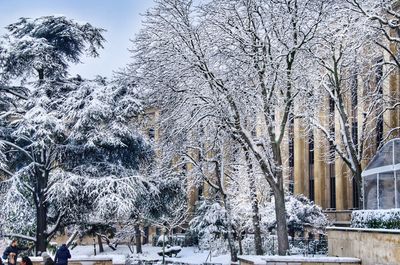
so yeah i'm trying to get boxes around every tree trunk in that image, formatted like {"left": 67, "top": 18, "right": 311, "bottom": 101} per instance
{"left": 35, "top": 167, "right": 48, "bottom": 256}
{"left": 135, "top": 224, "right": 142, "bottom": 254}
{"left": 243, "top": 146, "right": 263, "bottom": 255}
{"left": 354, "top": 171, "right": 362, "bottom": 209}
{"left": 97, "top": 234, "right": 104, "bottom": 253}
{"left": 38, "top": 69, "right": 44, "bottom": 81}
{"left": 215, "top": 156, "right": 238, "bottom": 262}
{"left": 66, "top": 230, "right": 79, "bottom": 247}
{"left": 222, "top": 194, "right": 238, "bottom": 262}
{"left": 250, "top": 187, "right": 263, "bottom": 255}
{"left": 274, "top": 187, "right": 289, "bottom": 255}
{"left": 36, "top": 195, "right": 48, "bottom": 256}
{"left": 238, "top": 232, "right": 243, "bottom": 255}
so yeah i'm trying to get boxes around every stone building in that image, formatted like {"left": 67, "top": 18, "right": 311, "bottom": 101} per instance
{"left": 141, "top": 2, "right": 400, "bottom": 228}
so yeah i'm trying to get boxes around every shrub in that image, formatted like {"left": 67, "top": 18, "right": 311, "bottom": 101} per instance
{"left": 351, "top": 209, "right": 400, "bottom": 229}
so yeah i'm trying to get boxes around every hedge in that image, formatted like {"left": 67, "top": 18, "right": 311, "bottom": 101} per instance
{"left": 351, "top": 209, "right": 400, "bottom": 229}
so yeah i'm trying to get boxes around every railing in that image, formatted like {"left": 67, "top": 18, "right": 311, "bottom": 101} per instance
{"left": 288, "top": 238, "right": 328, "bottom": 256}
{"left": 265, "top": 237, "right": 328, "bottom": 256}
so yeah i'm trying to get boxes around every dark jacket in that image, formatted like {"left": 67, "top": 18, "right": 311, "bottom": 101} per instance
{"left": 2, "top": 245, "right": 19, "bottom": 265}
{"left": 55, "top": 245, "right": 71, "bottom": 265}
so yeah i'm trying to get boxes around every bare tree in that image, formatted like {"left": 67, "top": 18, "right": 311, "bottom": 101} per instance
{"left": 131, "top": 0, "right": 329, "bottom": 256}
{"left": 304, "top": 1, "right": 400, "bottom": 207}
{"left": 347, "top": 0, "right": 400, "bottom": 69}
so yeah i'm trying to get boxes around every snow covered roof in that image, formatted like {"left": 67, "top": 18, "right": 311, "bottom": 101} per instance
{"left": 362, "top": 138, "right": 400, "bottom": 177}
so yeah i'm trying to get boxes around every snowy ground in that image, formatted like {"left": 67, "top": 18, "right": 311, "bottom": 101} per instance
{"left": 0, "top": 241, "right": 359, "bottom": 265}
{"left": 70, "top": 245, "right": 359, "bottom": 264}
{"left": 70, "top": 244, "right": 231, "bottom": 264}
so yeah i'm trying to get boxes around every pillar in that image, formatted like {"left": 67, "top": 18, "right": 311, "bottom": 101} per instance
{"left": 294, "top": 119, "right": 309, "bottom": 197}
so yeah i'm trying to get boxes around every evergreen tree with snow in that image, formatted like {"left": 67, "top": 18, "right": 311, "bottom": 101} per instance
{"left": 0, "top": 16, "right": 152, "bottom": 256}
{"left": 0, "top": 16, "right": 105, "bottom": 81}
{"left": 0, "top": 76, "right": 152, "bottom": 255}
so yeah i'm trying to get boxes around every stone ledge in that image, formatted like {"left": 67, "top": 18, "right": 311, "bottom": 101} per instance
{"left": 238, "top": 255, "right": 361, "bottom": 265}
{"left": 326, "top": 226, "right": 400, "bottom": 234}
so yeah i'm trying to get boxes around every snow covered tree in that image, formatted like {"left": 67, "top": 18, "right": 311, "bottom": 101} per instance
{"left": 0, "top": 16, "right": 149, "bottom": 255}
{"left": 0, "top": 16, "right": 105, "bottom": 81}
{"left": 190, "top": 199, "right": 231, "bottom": 254}
{"left": 303, "top": 1, "right": 400, "bottom": 207}
{"left": 347, "top": 0, "right": 400, "bottom": 70}
{"left": 130, "top": 0, "right": 330, "bottom": 256}
{"left": 0, "top": 77, "right": 152, "bottom": 255}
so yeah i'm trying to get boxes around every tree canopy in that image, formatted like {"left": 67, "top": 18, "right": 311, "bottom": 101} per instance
{"left": 0, "top": 15, "right": 105, "bottom": 81}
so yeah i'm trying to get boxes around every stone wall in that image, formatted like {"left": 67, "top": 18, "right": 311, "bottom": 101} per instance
{"left": 238, "top": 255, "right": 360, "bottom": 265}
{"left": 324, "top": 210, "right": 352, "bottom": 226}
{"left": 327, "top": 227, "right": 400, "bottom": 265}
{"left": 30, "top": 257, "right": 114, "bottom": 265}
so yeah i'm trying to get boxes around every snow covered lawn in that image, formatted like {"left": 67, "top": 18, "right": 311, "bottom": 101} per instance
{"left": 70, "top": 244, "right": 231, "bottom": 264}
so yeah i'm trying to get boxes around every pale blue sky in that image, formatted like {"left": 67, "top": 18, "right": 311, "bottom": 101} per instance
{"left": 0, "top": 0, "right": 156, "bottom": 78}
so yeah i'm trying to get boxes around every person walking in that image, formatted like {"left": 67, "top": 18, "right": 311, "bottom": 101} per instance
{"left": 2, "top": 240, "right": 20, "bottom": 265}
{"left": 55, "top": 244, "right": 71, "bottom": 265}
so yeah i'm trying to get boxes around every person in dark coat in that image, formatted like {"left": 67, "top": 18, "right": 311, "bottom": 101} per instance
{"left": 55, "top": 244, "right": 71, "bottom": 265}
{"left": 2, "top": 240, "right": 20, "bottom": 265}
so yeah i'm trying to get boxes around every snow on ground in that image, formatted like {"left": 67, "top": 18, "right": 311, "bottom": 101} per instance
{"left": 70, "top": 244, "right": 231, "bottom": 264}
{"left": 70, "top": 245, "right": 131, "bottom": 264}
{"left": 0, "top": 242, "right": 356, "bottom": 265}
{"left": 69, "top": 244, "right": 361, "bottom": 264}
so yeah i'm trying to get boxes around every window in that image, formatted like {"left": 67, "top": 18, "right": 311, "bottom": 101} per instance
{"left": 375, "top": 60, "right": 384, "bottom": 148}
{"left": 288, "top": 114, "right": 294, "bottom": 193}
{"left": 309, "top": 133, "right": 315, "bottom": 202}
{"left": 379, "top": 172, "right": 395, "bottom": 209}
{"left": 352, "top": 178, "right": 359, "bottom": 209}
{"left": 330, "top": 163, "right": 336, "bottom": 209}
{"left": 198, "top": 184, "right": 203, "bottom": 201}
{"left": 148, "top": 128, "right": 155, "bottom": 140}
{"left": 328, "top": 95, "right": 336, "bottom": 209}
{"left": 364, "top": 174, "right": 377, "bottom": 209}
{"left": 376, "top": 116, "right": 384, "bottom": 148}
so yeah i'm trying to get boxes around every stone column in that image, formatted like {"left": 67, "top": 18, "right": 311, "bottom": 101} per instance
{"left": 314, "top": 130, "right": 328, "bottom": 208}
{"left": 294, "top": 119, "right": 309, "bottom": 197}
{"left": 335, "top": 156, "right": 349, "bottom": 210}
{"left": 186, "top": 149, "right": 198, "bottom": 215}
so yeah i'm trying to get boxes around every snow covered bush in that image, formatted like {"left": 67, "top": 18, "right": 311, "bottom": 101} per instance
{"left": 189, "top": 200, "right": 228, "bottom": 248}
{"left": 261, "top": 195, "right": 329, "bottom": 235}
{"left": 189, "top": 199, "right": 238, "bottom": 256}
{"left": 189, "top": 194, "right": 329, "bottom": 256}
{"left": 351, "top": 209, "right": 400, "bottom": 229}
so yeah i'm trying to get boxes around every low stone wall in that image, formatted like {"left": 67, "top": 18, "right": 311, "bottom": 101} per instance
{"left": 30, "top": 257, "right": 114, "bottom": 265}
{"left": 238, "top": 255, "right": 360, "bottom": 265}
{"left": 327, "top": 227, "right": 400, "bottom": 265}
{"left": 323, "top": 210, "right": 352, "bottom": 226}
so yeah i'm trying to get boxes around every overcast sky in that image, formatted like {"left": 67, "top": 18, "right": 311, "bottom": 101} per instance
{"left": 0, "top": 0, "right": 156, "bottom": 79}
